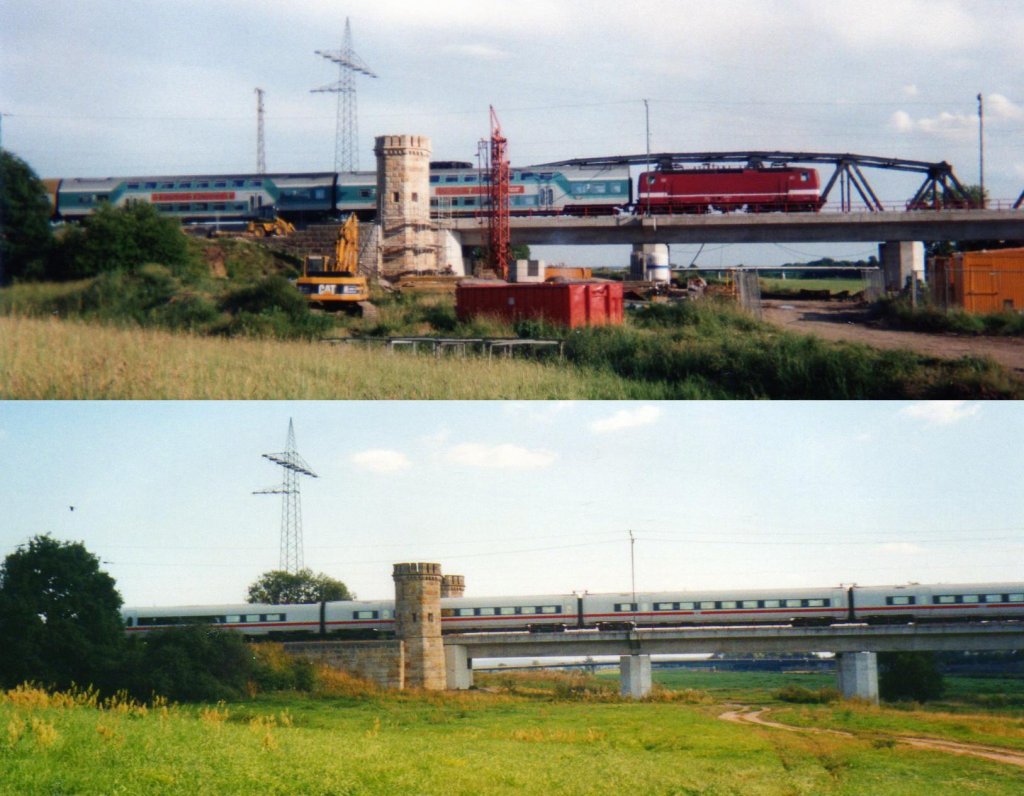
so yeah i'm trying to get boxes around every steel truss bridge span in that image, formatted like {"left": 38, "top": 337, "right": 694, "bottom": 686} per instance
{"left": 537, "top": 151, "right": 978, "bottom": 212}
{"left": 444, "top": 621, "right": 1024, "bottom": 659}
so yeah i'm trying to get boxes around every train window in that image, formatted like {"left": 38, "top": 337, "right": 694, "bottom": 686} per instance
{"left": 245, "top": 614, "right": 261, "bottom": 623}
{"left": 934, "top": 595, "right": 957, "bottom": 604}
{"left": 740, "top": 600, "right": 759, "bottom": 609}
{"left": 805, "top": 599, "right": 829, "bottom": 607}
{"left": 214, "top": 181, "right": 227, "bottom": 188}
{"left": 430, "top": 175, "right": 439, "bottom": 183}
{"left": 539, "top": 606, "right": 560, "bottom": 614}
{"left": 233, "top": 180, "right": 246, "bottom": 187}
{"left": 465, "top": 198, "right": 477, "bottom": 206}
{"left": 697, "top": 601, "right": 715, "bottom": 610}
{"left": 679, "top": 602, "right": 696, "bottom": 610}
{"left": 177, "top": 205, "right": 191, "bottom": 212}
{"left": 197, "top": 182, "right": 209, "bottom": 188}
{"left": 353, "top": 611, "right": 378, "bottom": 620}
{"left": 478, "top": 607, "right": 496, "bottom": 616}
{"left": 654, "top": 602, "right": 676, "bottom": 611}
{"left": 265, "top": 614, "right": 285, "bottom": 622}
{"left": 213, "top": 204, "right": 226, "bottom": 211}
{"left": 717, "top": 601, "right": 737, "bottom": 610}
{"left": 127, "top": 183, "right": 140, "bottom": 190}
{"left": 178, "top": 182, "right": 193, "bottom": 189}
{"left": 247, "top": 180, "right": 262, "bottom": 187}
{"left": 983, "top": 594, "right": 1003, "bottom": 603}
{"left": 498, "top": 607, "right": 516, "bottom": 615}
{"left": 465, "top": 175, "right": 478, "bottom": 183}
{"left": 195, "top": 203, "right": 208, "bottom": 211}
{"left": 445, "top": 176, "right": 459, "bottom": 183}
{"left": 961, "top": 594, "right": 980, "bottom": 603}
{"left": 762, "top": 600, "right": 781, "bottom": 609}
{"left": 225, "top": 615, "right": 242, "bottom": 623}
{"left": 886, "top": 596, "right": 915, "bottom": 606}
{"left": 145, "top": 182, "right": 157, "bottom": 189}
{"left": 1009, "top": 593, "right": 1024, "bottom": 602}
{"left": 783, "top": 599, "right": 802, "bottom": 608}
{"left": 160, "top": 182, "right": 175, "bottom": 189}
{"left": 458, "top": 608, "right": 476, "bottom": 617}
{"left": 614, "top": 603, "right": 638, "bottom": 612}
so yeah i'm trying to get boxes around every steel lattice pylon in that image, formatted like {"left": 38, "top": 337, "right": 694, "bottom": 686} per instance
{"left": 254, "top": 419, "right": 317, "bottom": 573}
{"left": 311, "top": 18, "right": 377, "bottom": 173}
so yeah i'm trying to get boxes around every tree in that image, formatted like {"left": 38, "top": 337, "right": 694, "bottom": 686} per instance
{"left": 49, "top": 202, "right": 195, "bottom": 281}
{"left": 247, "top": 568, "right": 354, "bottom": 604}
{"left": 879, "top": 651, "right": 945, "bottom": 703}
{"left": 0, "top": 149, "right": 54, "bottom": 283}
{"left": 0, "top": 535, "right": 125, "bottom": 692}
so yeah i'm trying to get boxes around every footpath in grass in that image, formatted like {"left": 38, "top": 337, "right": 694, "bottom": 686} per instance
{"left": 3, "top": 675, "right": 1024, "bottom": 795}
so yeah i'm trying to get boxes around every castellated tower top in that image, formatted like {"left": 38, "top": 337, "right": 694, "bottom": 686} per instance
{"left": 374, "top": 135, "right": 431, "bottom": 159}
{"left": 392, "top": 562, "right": 442, "bottom": 579}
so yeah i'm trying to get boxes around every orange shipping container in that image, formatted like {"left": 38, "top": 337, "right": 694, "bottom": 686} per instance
{"left": 456, "top": 282, "right": 624, "bottom": 328}
{"left": 933, "top": 248, "right": 1024, "bottom": 313}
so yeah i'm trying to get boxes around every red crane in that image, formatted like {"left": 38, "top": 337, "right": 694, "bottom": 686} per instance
{"left": 487, "top": 105, "right": 511, "bottom": 280}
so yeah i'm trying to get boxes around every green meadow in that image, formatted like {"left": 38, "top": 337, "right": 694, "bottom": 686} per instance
{"left": 3, "top": 672, "right": 1023, "bottom": 795}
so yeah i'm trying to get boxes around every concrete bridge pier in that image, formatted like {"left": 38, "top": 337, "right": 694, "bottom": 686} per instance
{"left": 879, "top": 241, "right": 923, "bottom": 293}
{"left": 445, "top": 645, "right": 473, "bottom": 690}
{"left": 836, "top": 651, "right": 879, "bottom": 704}
{"left": 620, "top": 654, "right": 652, "bottom": 699}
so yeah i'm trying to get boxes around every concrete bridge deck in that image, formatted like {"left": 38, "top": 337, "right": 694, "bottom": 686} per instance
{"left": 443, "top": 621, "right": 1024, "bottom": 658}
{"left": 451, "top": 209, "right": 1024, "bottom": 246}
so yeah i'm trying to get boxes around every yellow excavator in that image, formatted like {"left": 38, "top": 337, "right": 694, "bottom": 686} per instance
{"left": 295, "top": 214, "right": 376, "bottom": 319}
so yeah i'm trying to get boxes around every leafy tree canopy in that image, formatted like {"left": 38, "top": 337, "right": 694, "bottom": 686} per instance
{"left": 0, "top": 149, "right": 54, "bottom": 284}
{"left": 49, "top": 201, "right": 196, "bottom": 281}
{"left": 247, "top": 568, "right": 354, "bottom": 604}
{"left": 0, "top": 534, "right": 125, "bottom": 691}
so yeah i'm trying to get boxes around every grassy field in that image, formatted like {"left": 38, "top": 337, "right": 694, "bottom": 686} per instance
{"left": 4, "top": 304, "right": 1022, "bottom": 399}
{"left": 2, "top": 673, "right": 1023, "bottom": 795}
{"left": 759, "top": 277, "right": 867, "bottom": 295}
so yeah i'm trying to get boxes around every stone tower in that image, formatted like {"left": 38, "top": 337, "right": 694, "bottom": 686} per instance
{"left": 441, "top": 574, "right": 465, "bottom": 598}
{"left": 392, "top": 562, "right": 446, "bottom": 690}
{"left": 374, "top": 135, "right": 435, "bottom": 275}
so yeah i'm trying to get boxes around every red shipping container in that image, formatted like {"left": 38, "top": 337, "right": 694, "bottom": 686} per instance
{"left": 456, "top": 282, "right": 623, "bottom": 328}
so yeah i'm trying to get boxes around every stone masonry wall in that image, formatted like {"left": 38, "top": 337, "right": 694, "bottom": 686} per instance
{"left": 283, "top": 640, "right": 404, "bottom": 691}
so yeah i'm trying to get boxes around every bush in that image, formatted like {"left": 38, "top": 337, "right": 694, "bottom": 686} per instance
{"left": 217, "top": 275, "right": 333, "bottom": 339}
{"left": 124, "top": 626, "right": 256, "bottom": 703}
{"left": 879, "top": 652, "right": 945, "bottom": 703}
{"left": 776, "top": 685, "right": 841, "bottom": 704}
{"left": 0, "top": 150, "right": 54, "bottom": 284}
{"left": 48, "top": 203, "right": 198, "bottom": 281}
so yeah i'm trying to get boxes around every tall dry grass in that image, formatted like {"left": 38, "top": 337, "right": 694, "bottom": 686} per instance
{"left": 0, "top": 315, "right": 644, "bottom": 399}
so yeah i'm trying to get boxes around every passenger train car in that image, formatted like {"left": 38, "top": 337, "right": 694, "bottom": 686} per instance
{"left": 122, "top": 582, "right": 1024, "bottom": 636}
{"left": 46, "top": 162, "right": 634, "bottom": 225}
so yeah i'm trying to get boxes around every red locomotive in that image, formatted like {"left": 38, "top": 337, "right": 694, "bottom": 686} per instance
{"left": 637, "top": 167, "right": 825, "bottom": 214}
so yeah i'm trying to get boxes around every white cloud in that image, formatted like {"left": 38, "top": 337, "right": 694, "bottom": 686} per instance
{"left": 350, "top": 449, "right": 411, "bottom": 473}
{"left": 899, "top": 401, "right": 980, "bottom": 426}
{"left": 504, "top": 401, "right": 577, "bottom": 422}
{"left": 890, "top": 109, "right": 977, "bottom": 142}
{"left": 444, "top": 443, "right": 556, "bottom": 469}
{"left": 987, "top": 93, "right": 1024, "bottom": 122}
{"left": 590, "top": 405, "right": 662, "bottom": 433}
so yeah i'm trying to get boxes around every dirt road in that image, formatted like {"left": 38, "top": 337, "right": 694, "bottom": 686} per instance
{"left": 761, "top": 300, "right": 1024, "bottom": 377}
{"left": 720, "top": 705, "right": 1024, "bottom": 769}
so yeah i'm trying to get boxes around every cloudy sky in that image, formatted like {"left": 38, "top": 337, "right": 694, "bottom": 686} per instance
{"left": 1, "top": 401, "right": 1020, "bottom": 608}
{"left": 2, "top": 0, "right": 1023, "bottom": 265}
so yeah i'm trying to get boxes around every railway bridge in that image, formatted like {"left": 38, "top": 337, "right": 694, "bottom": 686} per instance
{"left": 442, "top": 622, "right": 1024, "bottom": 702}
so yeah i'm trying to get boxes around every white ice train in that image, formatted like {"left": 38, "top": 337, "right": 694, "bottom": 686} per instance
{"left": 122, "top": 582, "right": 1024, "bottom": 636}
